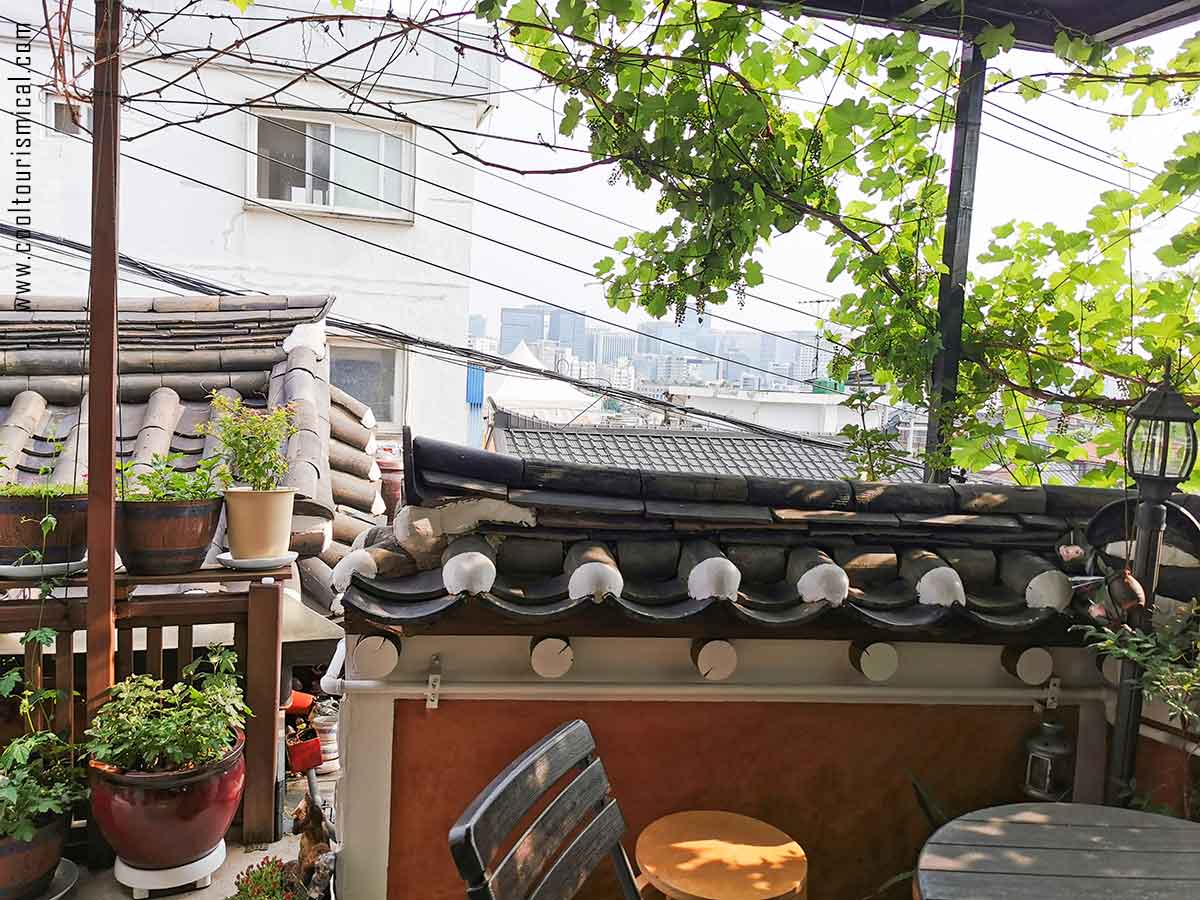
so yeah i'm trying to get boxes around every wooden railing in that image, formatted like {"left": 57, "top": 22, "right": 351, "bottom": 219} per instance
{"left": 0, "top": 567, "right": 286, "bottom": 845}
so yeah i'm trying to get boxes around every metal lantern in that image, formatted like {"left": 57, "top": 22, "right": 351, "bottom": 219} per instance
{"left": 1125, "top": 379, "right": 1199, "bottom": 497}
{"left": 1023, "top": 720, "right": 1074, "bottom": 801}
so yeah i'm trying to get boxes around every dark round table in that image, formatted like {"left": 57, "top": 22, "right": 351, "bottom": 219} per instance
{"left": 916, "top": 802, "right": 1200, "bottom": 899}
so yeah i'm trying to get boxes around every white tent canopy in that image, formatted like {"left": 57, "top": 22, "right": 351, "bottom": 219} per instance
{"left": 485, "top": 340, "right": 601, "bottom": 425}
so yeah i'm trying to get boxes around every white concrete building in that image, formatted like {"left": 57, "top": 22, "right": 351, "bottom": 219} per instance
{"left": 667, "top": 385, "right": 888, "bottom": 435}
{"left": 1, "top": 0, "right": 496, "bottom": 443}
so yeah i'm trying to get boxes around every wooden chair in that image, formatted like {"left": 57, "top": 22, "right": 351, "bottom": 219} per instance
{"left": 449, "top": 719, "right": 644, "bottom": 900}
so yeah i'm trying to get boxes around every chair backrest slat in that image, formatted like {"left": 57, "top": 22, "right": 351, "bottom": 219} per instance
{"left": 527, "top": 798, "right": 627, "bottom": 900}
{"left": 449, "top": 720, "right": 596, "bottom": 882}
{"left": 489, "top": 758, "right": 610, "bottom": 899}
{"left": 449, "top": 720, "right": 640, "bottom": 900}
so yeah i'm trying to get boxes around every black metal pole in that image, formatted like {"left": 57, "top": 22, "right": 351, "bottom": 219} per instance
{"left": 924, "top": 42, "right": 987, "bottom": 482}
{"left": 1104, "top": 489, "right": 1168, "bottom": 805}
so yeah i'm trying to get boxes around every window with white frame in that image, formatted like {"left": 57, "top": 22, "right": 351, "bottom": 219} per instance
{"left": 252, "top": 114, "right": 414, "bottom": 220}
{"left": 47, "top": 98, "right": 92, "bottom": 135}
{"left": 329, "top": 342, "right": 407, "bottom": 429}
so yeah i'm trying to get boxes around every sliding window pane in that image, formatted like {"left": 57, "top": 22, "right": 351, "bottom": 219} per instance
{"left": 257, "top": 117, "right": 307, "bottom": 203}
{"left": 333, "top": 127, "right": 381, "bottom": 211}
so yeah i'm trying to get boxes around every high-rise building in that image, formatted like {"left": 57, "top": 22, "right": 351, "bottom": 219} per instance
{"left": 499, "top": 306, "right": 547, "bottom": 354}
{"left": 468, "top": 313, "right": 487, "bottom": 338}
{"left": 590, "top": 330, "right": 638, "bottom": 366}
{"left": 546, "top": 309, "right": 588, "bottom": 360}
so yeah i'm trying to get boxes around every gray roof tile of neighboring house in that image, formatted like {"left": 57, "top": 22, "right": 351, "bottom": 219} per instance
{"left": 491, "top": 409, "right": 924, "bottom": 483}
{"left": 0, "top": 295, "right": 379, "bottom": 612}
{"left": 340, "top": 430, "right": 1200, "bottom": 641}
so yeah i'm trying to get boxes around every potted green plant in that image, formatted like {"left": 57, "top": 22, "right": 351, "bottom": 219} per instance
{"left": 0, "top": 668, "right": 86, "bottom": 900}
{"left": 85, "top": 646, "right": 251, "bottom": 870}
{"left": 203, "top": 393, "right": 296, "bottom": 560}
{"left": 0, "top": 457, "right": 87, "bottom": 568}
{"left": 116, "top": 453, "right": 227, "bottom": 575}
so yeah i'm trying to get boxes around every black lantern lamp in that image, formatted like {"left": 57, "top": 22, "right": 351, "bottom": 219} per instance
{"left": 1125, "top": 377, "right": 1199, "bottom": 501}
{"left": 1023, "top": 719, "right": 1074, "bottom": 801}
{"left": 1106, "top": 371, "right": 1199, "bottom": 805}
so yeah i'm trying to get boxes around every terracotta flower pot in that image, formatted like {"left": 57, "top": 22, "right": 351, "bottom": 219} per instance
{"left": 224, "top": 488, "right": 295, "bottom": 559}
{"left": 88, "top": 730, "right": 246, "bottom": 870}
{"left": 116, "top": 499, "right": 222, "bottom": 576}
{"left": 0, "top": 495, "right": 87, "bottom": 565}
{"left": 0, "top": 818, "right": 65, "bottom": 900}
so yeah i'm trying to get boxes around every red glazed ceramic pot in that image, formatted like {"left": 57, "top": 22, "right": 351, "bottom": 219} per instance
{"left": 0, "top": 818, "right": 65, "bottom": 900}
{"left": 88, "top": 730, "right": 245, "bottom": 869}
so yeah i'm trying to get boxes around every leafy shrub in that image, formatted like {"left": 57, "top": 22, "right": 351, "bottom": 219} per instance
{"left": 0, "top": 676, "right": 86, "bottom": 843}
{"left": 117, "top": 453, "right": 227, "bottom": 502}
{"left": 86, "top": 646, "right": 251, "bottom": 772}
{"left": 203, "top": 393, "right": 295, "bottom": 493}
{"left": 0, "top": 731, "right": 86, "bottom": 842}
{"left": 226, "top": 856, "right": 299, "bottom": 900}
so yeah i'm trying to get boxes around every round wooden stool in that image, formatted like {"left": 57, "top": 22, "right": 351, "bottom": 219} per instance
{"left": 635, "top": 810, "right": 807, "bottom": 900}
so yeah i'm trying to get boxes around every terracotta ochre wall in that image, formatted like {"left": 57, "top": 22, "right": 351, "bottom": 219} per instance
{"left": 387, "top": 700, "right": 1064, "bottom": 900}
{"left": 1135, "top": 733, "right": 1200, "bottom": 817}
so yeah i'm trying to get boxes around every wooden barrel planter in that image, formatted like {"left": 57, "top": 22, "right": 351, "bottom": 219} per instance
{"left": 0, "top": 495, "right": 87, "bottom": 565}
{"left": 0, "top": 819, "right": 66, "bottom": 900}
{"left": 88, "top": 731, "right": 246, "bottom": 870}
{"left": 116, "top": 499, "right": 222, "bottom": 576}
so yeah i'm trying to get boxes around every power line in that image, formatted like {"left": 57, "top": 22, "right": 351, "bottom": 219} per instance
{"left": 11, "top": 52, "right": 858, "bottom": 368}
{"left": 102, "top": 83, "right": 854, "bottom": 363}
{"left": 67, "top": 4, "right": 844, "bottom": 303}
{"left": 0, "top": 221, "right": 246, "bottom": 294}
{"left": 0, "top": 224, "right": 918, "bottom": 458}
{"left": 17, "top": 33, "right": 855, "bottom": 333}
{"left": 4, "top": 106, "right": 883, "bottom": 401}
{"left": 0, "top": 239, "right": 187, "bottom": 295}
{"left": 327, "top": 313, "right": 924, "bottom": 461}
{"left": 808, "top": 18, "right": 1198, "bottom": 204}
{"left": 0, "top": 198, "right": 1078, "bottom": 448}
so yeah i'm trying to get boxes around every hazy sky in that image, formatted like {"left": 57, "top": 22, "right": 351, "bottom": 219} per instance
{"left": 464, "top": 16, "right": 1198, "bottom": 341}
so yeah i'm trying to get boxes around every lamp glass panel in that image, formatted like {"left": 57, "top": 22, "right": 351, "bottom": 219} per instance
{"left": 1165, "top": 420, "right": 1198, "bottom": 480}
{"left": 1027, "top": 753, "right": 1052, "bottom": 793}
{"left": 1128, "top": 418, "right": 1165, "bottom": 478}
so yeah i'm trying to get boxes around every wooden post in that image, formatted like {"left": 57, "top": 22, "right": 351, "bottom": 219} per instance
{"left": 243, "top": 579, "right": 284, "bottom": 843}
{"left": 923, "top": 43, "right": 986, "bottom": 482}
{"left": 24, "top": 642, "right": 44, "bottom": 731}
{"left": 85, "top": 0, "right": 121, "bottom": 723}
{"left": 55, "top": 630, "right": 74, "bottom": 741}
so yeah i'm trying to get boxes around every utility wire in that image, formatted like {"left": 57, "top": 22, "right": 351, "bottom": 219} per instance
{"left": 65, "top": 3, "right": 843, "bottom": 303}
{"left": 103, "top": 84, "right": 854, "bottom": 362}
{"left": 0, "top": 221, "right": 243, "bottom": 294}
{"left": 3, "top": 106, "right": 885, "bottom": 401}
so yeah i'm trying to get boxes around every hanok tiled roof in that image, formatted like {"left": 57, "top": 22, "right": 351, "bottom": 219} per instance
{"left": 491, "top": 408, "right": 924, "bottom": 483}
{"left": 341, "top": 430, "right": 1199, "bottom": 641}
{"left": 0, "top": 294, "right": 382, "bottom": 611}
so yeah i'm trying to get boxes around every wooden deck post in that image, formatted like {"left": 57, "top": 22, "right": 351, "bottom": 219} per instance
{"left": 243, "top": 578, "right": 284, "bottom": 843}
{"left": 85, "top": 0, "right": 122, "bottom": 723}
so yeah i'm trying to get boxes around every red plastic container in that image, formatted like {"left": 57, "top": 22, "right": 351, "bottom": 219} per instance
{"left": 286, "top": 735, "right": 322, "bottom": 772}
{"left": 88, "top": 730, "right": 245, "bottom": 870}
{"left": 286, "top": 690, "right": 315, "bottom": 716}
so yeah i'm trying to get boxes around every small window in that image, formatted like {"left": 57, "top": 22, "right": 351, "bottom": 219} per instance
{"left": 254, "top": 115, "right": 413, "bottom": 220}
{"left": 50, "top": 99, "right": 91, "bottom": 135}
{"left": 330, "top": 345, "right": 401, "bottom": 425}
